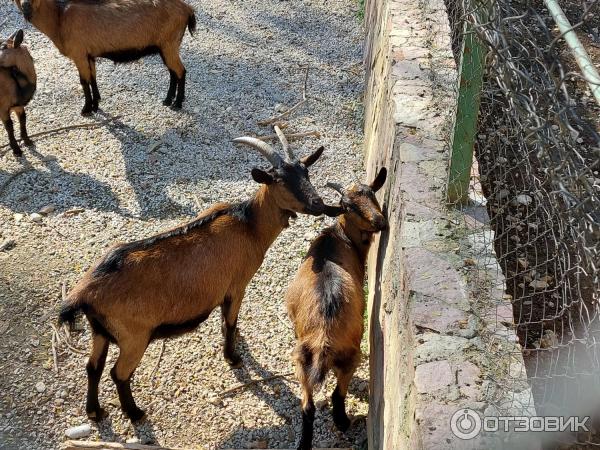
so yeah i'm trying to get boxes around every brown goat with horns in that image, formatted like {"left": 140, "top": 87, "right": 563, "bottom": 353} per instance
{"left": 13, "top": 0, "right": 195, "bottom": 115}
{"left": 286, "top": 167, "right": 387, "bottom": 450}
{"left": 0, "top": 29, "right": 36, "bottom": 157}
{"left": 59, "top": 131, "right": 331, "bottom": 422}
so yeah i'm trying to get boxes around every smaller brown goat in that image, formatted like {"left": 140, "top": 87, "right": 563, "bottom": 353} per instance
{"left": 14, "top": 0, "right": 195, "bottom": 115}
{"left": 285, "top": 167, "right": 387, "bottom": 450}
{"left": 58, "top": 131, "right": 329, "bottom": 422}
{"left": 0, "top": 29, "right": 37, "bottom": 157}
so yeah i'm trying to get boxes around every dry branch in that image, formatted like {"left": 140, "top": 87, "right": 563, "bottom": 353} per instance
{"left": 1, "top": 116, "right": 121, "bottom": 154}
{"left": 150, "top": 340, "right": 166, "bottom": 380}
{"left": 219, "top": 371, "right": 295, "bottom": 398}
{"left": 258, "top": 67, "right": 309, "bottom": 126}
{"left": 256, "top": 131, "right": 321, "bottom": 142}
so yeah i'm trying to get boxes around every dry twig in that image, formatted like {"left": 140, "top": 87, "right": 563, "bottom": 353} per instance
{"left": 256, "top": 130, "right": 321, "bottom": 142}
{"left": 258, "top": 66, "right": 309, "bottom": 126}
{"left": 150, "top": 341, "right": 166, "bottom": 380}
{"left": 1, "top": 115, "right": 121, "bottom": 154}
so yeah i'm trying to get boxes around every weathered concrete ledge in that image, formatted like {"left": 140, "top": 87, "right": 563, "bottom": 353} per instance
{"left": 363, "top": 0, "right": 534, "bottom": 448}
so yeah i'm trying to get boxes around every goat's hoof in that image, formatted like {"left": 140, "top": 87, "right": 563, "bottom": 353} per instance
{"left": 11, "top": 147, "right": 23, "bottom": 158}
{"left": 163, "top": 98, "right": 173, "bottom": 107}
{"left": 86, "top": 407, "right": 108, "bottom": 421}
{"left": 22, "top": 137, "right": 33, "bottom": 146}
{"left": 81, "top": 106, "right": 93, "bottom": 116}
{"left": 126, "top": 407, "right": 146, "bottom": 422}
{"left": 91, "top": 103, "right": 99, "bottom": 112}
{"left": 333, "top": 413, "right": 351, "bottom": 432}
{"left": 297, "top": 440, "right": 311, "bottom": 450}
{"left": 170, "top": 102, "right": 183, "bottom": 111}
{"left": 225, "top": 353, "right": 243, "bottom": 369}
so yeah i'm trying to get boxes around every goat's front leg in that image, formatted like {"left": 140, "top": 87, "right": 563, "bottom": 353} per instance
{"left": 2, "top": 111, "right": 22, "bottom": 157}
{"left": 13, "top": 107, "right": 32, "bottom": 145}
{"left": 74, "top": 57, "right": 94, "bottom": 116}
{"left": 221, "top": 294, "right": 244, "bottom": 368}
{"left": 89, "top": 58, "right": 101, "bottom": 112}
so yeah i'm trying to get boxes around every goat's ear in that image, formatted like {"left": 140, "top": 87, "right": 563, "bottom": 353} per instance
{"left": 13, "top": 30, "right": 24, "bottom": 47}
{"left": 300, "top": 146, "right": 324, "bottom": 167}
{"left": 323, "top": 205, "right": 344, "bottom": 217}
{"left": 370, "top": 167, "right": 387, "bottom": 192}
{"left": 251, "top": 168, "right": 274, "bottom": 185}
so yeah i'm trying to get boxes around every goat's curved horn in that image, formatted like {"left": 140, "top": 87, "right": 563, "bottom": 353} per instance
{"left": 325, "top": 182, "right": 345, "bottom": 195}
{"left": 274, "top": 125, "right": 294, "bottom": 161}
{"left": 233, "top": 137, "right": 284, "bottom": 167}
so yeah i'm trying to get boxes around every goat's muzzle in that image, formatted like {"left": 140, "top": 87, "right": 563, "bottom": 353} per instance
{"left": 304, "top": 198, "right": 326, "bottom": 216}
{"left": 21, "top": 1, "right": 33, "bottom": 21}
{"left": 372, "top": 215, "right": 389, "bottom": 232}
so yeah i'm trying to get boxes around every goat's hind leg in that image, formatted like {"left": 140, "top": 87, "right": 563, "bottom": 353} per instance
{"left": 110, "top": 335, "right": 149, "bottom": 422}
{"left": 331, "top": 351, "right": 360, "bottom": 432}
{"left": 86, "top": 333, "right": 109, "bottom": 420}
{"left": 296, "top": 362, "right": 316, "bottom": 450}
{"left": 161, "top": 46, "right": 186, "bottom": 110}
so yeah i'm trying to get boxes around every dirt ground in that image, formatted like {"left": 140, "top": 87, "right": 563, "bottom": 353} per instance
{"left": 0, "top": 1, "right": 369, "bottom": 449}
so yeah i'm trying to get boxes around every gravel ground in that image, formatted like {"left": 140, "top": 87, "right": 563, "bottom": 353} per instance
{"left": 0, "top": 1, "right": 368, "bottom": 448}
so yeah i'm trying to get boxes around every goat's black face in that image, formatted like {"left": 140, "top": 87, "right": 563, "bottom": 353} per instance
{"left": 16, "top": 0, "right": 34, "bottom": 21}
{"left": 251, "top": 147, "right": 326, "bottom": 216}
{"left": 325, "top": 167, "right": 388, "bottom": 231}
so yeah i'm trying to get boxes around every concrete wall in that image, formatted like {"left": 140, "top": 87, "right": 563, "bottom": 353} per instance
{"left": 363, "top": 0, "right": 534, "bottom": 448}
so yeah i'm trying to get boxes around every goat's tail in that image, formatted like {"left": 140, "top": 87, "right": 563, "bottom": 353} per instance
{"left": 307, "top": 346, "right": 329, "bottom": 388}
{"left": 188, "top": 12, "right": 197, "bottom": 36}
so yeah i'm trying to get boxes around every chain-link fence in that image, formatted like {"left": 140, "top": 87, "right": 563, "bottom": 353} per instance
{"left": 436, "top": 0, "right": 600, "bottom": 447}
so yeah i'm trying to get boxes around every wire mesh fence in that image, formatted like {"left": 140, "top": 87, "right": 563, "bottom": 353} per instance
{"left": 434, "top": 0, "right": 600, "bottom": 446}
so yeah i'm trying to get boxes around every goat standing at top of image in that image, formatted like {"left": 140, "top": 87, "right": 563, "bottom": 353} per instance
{"left": 12, "top": 0, "right": 196, "bottom": 115}
{"left": 58, "top": 132, "right": 335, "bottom": 423}
{"left": 286, "top": 167, "right": 387, "bottom": 450}
{"left": 0, "top": 29, "right": 36, "bottom": 157}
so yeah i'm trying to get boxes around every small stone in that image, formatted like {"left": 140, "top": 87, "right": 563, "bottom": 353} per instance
{"left": 126, "top": 437, "right": 140, "bottom": 444}
{"left": 0, "top": 239, "right": 16, "bottom": 252}
{"left": 39, "top": 205, "right": 56, "bottom": 215}
{"left": 35, "top": 381, "right": 46, "bottom": 393}
{"left": 517, "top": 258, "right": 528, "bottom": 269}
{"left": 14, "top": 213, "right": 24, "bottom": 223}
{"left": 316, "top": 399, "right": 328, "bottom": 409}
{"left": 207, "top": 393, "right": 222, "bottom": 406}
{"left": 248, "top": 440, "right": 268, "bottom": 449}
{"left": 30, "top": 213, "right": 43, "bottom": 223}
{"left": 65, "top": 424, "right": 91, "bottom": 439}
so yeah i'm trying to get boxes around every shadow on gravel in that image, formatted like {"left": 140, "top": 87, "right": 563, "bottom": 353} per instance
{"left": 219, "top": 335, "right": 367, "bottom": 449}
{"left": 96, "top": 415, "right": 159, "bottom": 446}
{"left": 0, "top": 145, "right": 129, "bottom": 217}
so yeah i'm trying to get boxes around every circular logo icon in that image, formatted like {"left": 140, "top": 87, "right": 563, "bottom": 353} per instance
{"left": 450, "top": 408, "right": 482, "bottom": 440}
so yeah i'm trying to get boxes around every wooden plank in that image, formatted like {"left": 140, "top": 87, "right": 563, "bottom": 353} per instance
{"left": 446, "top": 1, "right": 488, "bottom": 204}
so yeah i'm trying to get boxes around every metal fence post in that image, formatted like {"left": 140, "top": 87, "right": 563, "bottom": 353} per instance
{"left": 447, "top": 1, "right": 487, "bottom": 204}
